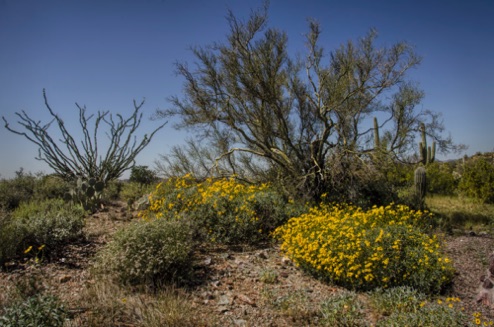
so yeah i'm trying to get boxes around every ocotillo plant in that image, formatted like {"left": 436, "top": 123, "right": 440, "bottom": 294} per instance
{"left": 419, "top": 123, "right": 436, "bottom": 165}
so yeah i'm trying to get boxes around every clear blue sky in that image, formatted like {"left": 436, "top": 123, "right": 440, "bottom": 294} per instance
{"left": 1, "top": 0, "right": 493, "bottom": 179}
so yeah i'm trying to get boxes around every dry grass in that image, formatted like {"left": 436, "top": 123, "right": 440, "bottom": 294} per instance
{"left": 426, "top": 195, "right": 494, "bottom": 232}
{"left": 70, "top": 276, "right": 213, "bottom": 327}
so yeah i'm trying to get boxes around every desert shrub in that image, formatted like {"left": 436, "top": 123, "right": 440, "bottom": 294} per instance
{"left": 140, "top": 175, "right": 299, "bottom": 245}
{"left": 129, "top": 165, "right": 157, "bottom": 185}
{"left": 0, "top": 172, "right": 73, "bottom": 211}
{"left": 426, "top": 162, "right": 458, "bottom": 195}
{"left": 375, "top": 299, "right": 466, "bottom": 326}
{"left": 369, "top": 287, "right": 467, "bottom": 326}
{"left": 458, "top": 157, "right": 494, "bottom": 203}
{"left": 102, "top": 179, "right": 124, "bottom": 201}
{"left": 0, "top": 173, "right": 36, "bottom": 211}
{"left": 95, "top": 218, "right": 194, "bottom": 287}
{"left": 120, "top": 181, "right": 155, "bottom": 207}
{"left": 319, "top": 290, "right": 368, "bottom": 326}
{"left": 0, "top": 198, "right": 85, "bottom": 266}
{"left": 274, "top": 203, "right": 454, "bottom": 293}
{"left": 369, "top": 286, "right": 427, "bottom": 316}
{"left": 0, "top": 294, "right": 67, "bottom": 327}
{"left": 33, "top": 174, "right": 71, "bottom": 201}
{"left": 11, "top": 198, "right": 86, "bottom": 250}
{"left": 0, "top": 214, "right": 27, "bottom": 266}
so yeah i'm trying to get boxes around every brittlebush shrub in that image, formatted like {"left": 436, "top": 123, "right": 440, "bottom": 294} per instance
{"left": 140, "top": 175, "right": 298, "bottom": 245}
{"left": 274, "top": 203, "right": 454, "bottom": 293}
{"left": 95, "top": 218, "right": 194, "bottom": 287}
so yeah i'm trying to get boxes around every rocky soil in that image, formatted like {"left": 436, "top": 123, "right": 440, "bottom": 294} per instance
{"left": 1, "top": 201, "right": 493, "bottom": 326}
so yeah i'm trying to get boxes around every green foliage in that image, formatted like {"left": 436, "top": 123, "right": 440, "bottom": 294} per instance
{"left": 10, "top": 198, "right": 85, "bottom": 253}
{"left": 0, "top": 215, "right": 26, "bottom": 266}
{"left": 129, "top": 165, "right": 157, "bottom": 185}
{"left": 458, "top": 157, "right": 494, "bottom": 203}
{"left": 369, "top": 286, "right": 427, "bottom": 316}
{"left": 64, "top": 177, "right": 106, "bottom": 212}
{"left": 154, "top": 5, "right": 457, "bottom": 202}
{"left": 140, "top": 175, "right": 301, "bottom": 245}
{"left": 0, "top": 171, "right": 71, "bottom": 212}
{"left": 369, "top": 288, "right": 467, "bottom": 326}
{"left": 0, "top": 294, "right": 67, "bottom": 327}
{"left": 319, "top": 290, "right": 368, "bottom": 326}
{"left": 102, "top": 179, "right": 124, "bottom": 201}
{"left": 426, "top": 162, "right": 458, "bottom": 195}
{"left": 274, "top": 203, "right": 454, "bottom": 293}
{"left": 1, "top": 198, "right": 85, "bottom": 266}
{"left": 95, "top": 218, "right": 194, "bottom": 287}
{"left": 120, "top": 181, "right": 155, "bottom": 207}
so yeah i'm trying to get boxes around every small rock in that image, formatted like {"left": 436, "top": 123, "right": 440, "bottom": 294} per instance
{"left": 234, "top": 319, "right": 247, "bottom": 326}
{"left": 133, "top": 194, "right": 150, "bottom": 211}
{"left": 217, "top": 294, "right": 232, "bottom": 306}
{"left": 203, "top": 257, "right": 212, "bottom": 265}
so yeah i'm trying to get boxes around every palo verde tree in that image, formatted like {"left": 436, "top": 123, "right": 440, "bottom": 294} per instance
{"left": 155, "top": 5, "right": 456, "bottom": 200}
{"left": 3, "top": 89, "right": 166, "bottom": 183}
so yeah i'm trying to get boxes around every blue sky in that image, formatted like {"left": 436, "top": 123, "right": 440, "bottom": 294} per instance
{"left": 1, "top": 0, "right": 493, "bottom": 179}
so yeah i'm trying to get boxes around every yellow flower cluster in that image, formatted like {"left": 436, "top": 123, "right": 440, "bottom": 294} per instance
{"left": 473, "top": 312, "right": 494, "bottom": 326}
{"left": 139, "top": 174, "right": 283, "bottom": 244}
{"left": 274, "top": 203, "right": 454, "bottom": 292}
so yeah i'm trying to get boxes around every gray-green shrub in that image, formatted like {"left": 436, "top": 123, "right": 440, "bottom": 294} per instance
{"left": 95, "top": 217, "right": 194, "bottom": 287}
{"left": 0, "top": 294, "right": 66, "bottom": 327}
{"left": 12, "top": 198, "right": 86, "bottom": 248}
{"left": 0, "top": 199, "right": 86, "bottom": 266}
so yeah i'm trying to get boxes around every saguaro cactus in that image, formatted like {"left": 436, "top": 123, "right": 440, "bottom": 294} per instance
{"left": 414, "top": 166, "right": 427, "bottom": 209}
{"left": 373, "top": 117, "right": 380, "bottom": 149}
{"left": 419, "top": 123, "right": 436, "bottom": 165}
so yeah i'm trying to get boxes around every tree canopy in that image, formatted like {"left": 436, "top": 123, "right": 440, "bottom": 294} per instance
{"left": 156, "top": 6, "right": 458, "bottom": 200}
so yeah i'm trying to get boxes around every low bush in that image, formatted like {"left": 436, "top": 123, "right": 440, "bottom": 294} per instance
{"left": 274, "top": 203, "right": 454, "bottom": 293}
{"left": 140, "top": 175, "right": 300, "bottom": 245}
{"left": 426, "top": 162, "right": 458, "bottom": 195}
{"left": 0, "top": 172, "right": 72, "bottom": 212}
{"left": 0, "top": 199, "right": 86, "bottom": 265}
{"left": 0, "top": 174, "right": 36, "bottom": 211}
{"left": 95, "top": 218, "right": 194, "bottom": 287}
{"left": 319, "top": 290, "right": 368, "bottom": 326}
{"left": 369, "top": 287, "right": 467, "bottom": 326}
{"left": 120, "top": 181, "right": 155, "bottom": 207}
{"left": 11, "top": 198, "right": 86, "bottom": 249}
{"left": 458, "top": 157, "right": 494, "bottom": 203}
{"left": 0, "top": 294, "right": 67, "bottom": 327}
